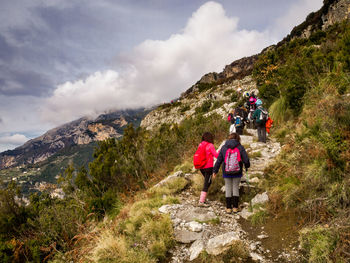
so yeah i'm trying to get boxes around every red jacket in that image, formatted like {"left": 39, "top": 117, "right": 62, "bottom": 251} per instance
{"left": 199, "top": 141, "right": 219, "bottom": 169}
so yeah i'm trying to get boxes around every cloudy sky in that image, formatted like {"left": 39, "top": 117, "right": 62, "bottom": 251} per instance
{"left": 0, "top": 0, "right": 323, "bottom": 152}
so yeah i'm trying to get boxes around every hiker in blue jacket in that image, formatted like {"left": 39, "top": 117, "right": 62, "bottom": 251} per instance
{"left": 213, "top": 133, "right": 250, "bottom": 213}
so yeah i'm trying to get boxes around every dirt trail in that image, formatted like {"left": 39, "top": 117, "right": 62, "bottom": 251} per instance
{"left": 159, "top": 129, "right": 301, "bottom": 262}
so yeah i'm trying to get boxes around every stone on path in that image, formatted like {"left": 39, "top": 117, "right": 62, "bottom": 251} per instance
{"left": 177, "top": 207, "right": 217, "bottom": 222}
{"left": 246, "top": 128, "right": 258, "bottom": 137}
{"left": 206, "top": 232, "right": 240, "bottom": 255}
{"left": 189, "top": 240, "right": 205, "bottom": 261}
{"left": 159, "top": 204, "right": 183, "bottom": 214}
{"left": 240, "top": 135, "right": 253, "bottom": 145}
{"left": 154, "top": 171, "right": 184, "bottom": 188}
{"left": 250, "top": 252, "right": 264, "bottom": 261}
{"left": 249, "top": 177, "right": 260, "bottom": 184}
{"left": 240, "top": 207, "right": 254, "bottom": 220}
{"left": 250, "top": 142, "right": 266, "bottom": 149}
{"left": 251, "top": 192, "right": 269, "bottom": 206}
{"left": 174, "top": 229, "right": 203, "bottom": 244}
{"left": 185, "top": 221, "right": 203, "bottom": 232}
{"left": 257, "top": 234, "right": 269, "bottom": 239}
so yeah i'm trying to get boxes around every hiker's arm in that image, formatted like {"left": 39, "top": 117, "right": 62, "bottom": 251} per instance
{"left": 240, "top": 146, "right": 250, "bottom": 170}
{"left": 209, "top": 144, "right": 219, "bottom": 158}
{"left": 213, "top": 148, "right": 224, "bottom": 174}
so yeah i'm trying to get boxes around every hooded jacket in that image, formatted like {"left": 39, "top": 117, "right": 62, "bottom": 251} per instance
{"left": 199, "top": 141, "right": 219, "bottom": 169}
{"left": 213, "top": 139, "right": 250, "bottom": 178}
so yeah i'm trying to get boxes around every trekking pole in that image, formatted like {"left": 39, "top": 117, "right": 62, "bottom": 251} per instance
{"left": 245, "top": 169, "right": 250, "bottom": 193}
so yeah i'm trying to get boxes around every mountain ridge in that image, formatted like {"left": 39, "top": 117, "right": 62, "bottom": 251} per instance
{"left": 0, "top": 108, "right": 148, "bottom": 169}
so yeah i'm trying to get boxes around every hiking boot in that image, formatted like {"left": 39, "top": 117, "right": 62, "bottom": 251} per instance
{"left": 232, "top": 207, "right": 239, "bottom": 213}
{"left": 198, "top": 201, "right": 209, "bottom": 207}
{"left": 225, "top": 208, "right": 232, "bottom": 214}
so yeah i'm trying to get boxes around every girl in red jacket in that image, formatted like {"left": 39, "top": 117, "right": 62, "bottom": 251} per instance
{"left": 198, "top": 132, "right": 219, "bottom": 205}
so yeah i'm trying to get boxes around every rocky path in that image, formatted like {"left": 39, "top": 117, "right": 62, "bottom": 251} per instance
{"left": 158, "top": 129, "right": 296, "bottom": 262}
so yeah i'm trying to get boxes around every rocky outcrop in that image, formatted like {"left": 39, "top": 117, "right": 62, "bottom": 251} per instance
{"left": 322, "top": 0, "right": 350, "bottom": 29}
{"left": 281, "top": 0, "right": 350, "bottom": 43}
{"left": 0, "top": 109, "right": 148, "bottom": 169}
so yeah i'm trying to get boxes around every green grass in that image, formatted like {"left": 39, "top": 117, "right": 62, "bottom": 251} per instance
{"left": 299, "top": 226, "right": 339, "bottom": 263}
{"left": 249, "top": 209, "right": 269, "bottom": 226}
{"left": 87, "top": 177, "right": 186, "bottom": 263}
{"left": 195, "top": 217, "right": 220, "bottom": 225}
{"left": 249, "top": 151, "right": 262, "bottom": 159}
{"left": 192, "top": 241, "right": 250, "bottom": 263}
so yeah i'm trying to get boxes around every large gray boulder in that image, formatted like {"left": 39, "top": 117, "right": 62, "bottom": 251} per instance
{"left": 206, "top": 232, "right": 240, "bottom": 255}
{"left": 174, "top": 229, "right": 203, "bottom": 244}
{"left": 251, "top": 192, "right": 269, "bottom": 206}
{"left": 176, "top": 207, "right": 217, "bottom": 222}
{"left": 189, "top": 240, "right": 205, "bottom": 261}
{"left": 153, "top": 171, "right": 184, "bottom": 188}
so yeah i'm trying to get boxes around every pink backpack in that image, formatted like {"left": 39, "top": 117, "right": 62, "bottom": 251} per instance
{"left": 224, "top": 147, "right": 241, "bottom": 174}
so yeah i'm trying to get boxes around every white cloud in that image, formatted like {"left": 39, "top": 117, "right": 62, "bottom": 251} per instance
{"left": 41, "top": 1, "right": 276, "bottom": 125}
{"left": 0, "top": 134, "right": 29, "bottom": 151}
{"left": 271, "top": 0, "right": 323, "bottom": 37}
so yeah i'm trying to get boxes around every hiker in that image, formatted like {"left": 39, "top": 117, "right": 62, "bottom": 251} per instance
{"left": 233, "top": 104, "right": 248, "bottom": 135}
{"left": 227, "top": 110, "right": 236, "bottom": 134}
{"left": 213, "top": 133, "right": 250, "bottom": 213}
{"left": 253, "top": 99, "right": 268, "bottom": 143}
{"left": 193, "top": 132, "right": 219, "bottom": 206}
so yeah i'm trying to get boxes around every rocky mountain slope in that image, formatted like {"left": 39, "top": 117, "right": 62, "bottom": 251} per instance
{"left": 0, "top": 109, "right": 148, "bottom": 169}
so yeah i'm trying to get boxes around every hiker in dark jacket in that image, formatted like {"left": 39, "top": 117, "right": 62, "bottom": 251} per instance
{"left": 252, "top": 99, "right": 268, "bottom": 143}
{"left": 233, "top": 105, "right": 248, "bottom": 135}
{"left": 213, "top": 133, "right": 250, "bottom": 213}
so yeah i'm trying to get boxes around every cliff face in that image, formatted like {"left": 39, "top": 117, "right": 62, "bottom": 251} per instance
{"left": 322, "top": 0, "right": 350, "bottom": 28}
{"left": 181, "top": 55, "right": 258, "bottom": 97}
{"left": 0, "top": 109, "right": 148, "bottom": 169}
{"left": 282, "top": 0, "right": 350, "bottom": 41}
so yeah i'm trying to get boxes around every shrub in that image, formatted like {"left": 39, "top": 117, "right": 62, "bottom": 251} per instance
{"left": 179, "top": 104, "right": 190, "bottom": 113}
{"left": 230, "top": 91, "right": 239, "bottom": 102}
{"left": 249, "top": 209, "right": 269, "bottom": 226}
{"left": 195, "top": 100, "right": 212, "bottom": 114}
{"left": 223, "top": 89, "right": 235, "bottom": 96}
{"left": 196, "top": 82, "right": 216, "bottom": 92}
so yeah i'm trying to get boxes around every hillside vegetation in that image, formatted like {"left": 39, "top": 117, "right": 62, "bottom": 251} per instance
{"left": 253, "top": 21, "right": 350, "bottom": 261}
{"left": 1, "top": 5, "right": 350, "bottom": 263}
{"left": 0, "top": 113, "right": 229, "bottom": 262}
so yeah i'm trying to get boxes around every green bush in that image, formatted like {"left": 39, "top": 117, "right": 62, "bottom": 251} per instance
{"left": 223, "top": 89, "right": 235, "bottom": 96}
{"left": 196, "top": 82, "right": 216, "bottom": 92}
{"left": 179, "top": 104, "right": 190, "bottom": 113}
{"left": 195, "top": 100, "right": 212, "bottom": 114}
{"left": 230, "top": 91, "right": 239, "bottom": 102}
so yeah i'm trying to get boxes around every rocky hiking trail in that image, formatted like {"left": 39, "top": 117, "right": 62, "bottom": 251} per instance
{"left": 157, "top": 129, "right": 301, "bottom": 262}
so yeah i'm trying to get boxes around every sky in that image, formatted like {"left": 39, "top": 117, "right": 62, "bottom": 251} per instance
{"left": 0, "top": 0, "right": 323, "bottom": 152}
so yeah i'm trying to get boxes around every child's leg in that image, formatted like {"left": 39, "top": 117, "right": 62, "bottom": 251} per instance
{"left": 231, "top": 177, "right": 241, "bottom": 209}
{"left": 224, "top": 178, "right": 233, "bottom": 209}
{"left": 199, "top": 168, "right": 213, "bottom": 203}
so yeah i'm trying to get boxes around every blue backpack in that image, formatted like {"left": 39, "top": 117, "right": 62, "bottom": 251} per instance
{"left": 234, "top": 116, "right": 243, "bottom": 127}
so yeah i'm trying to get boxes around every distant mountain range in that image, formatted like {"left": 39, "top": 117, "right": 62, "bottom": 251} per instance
{"left": 0, "top": 109, "right": 149, "bottom": 169}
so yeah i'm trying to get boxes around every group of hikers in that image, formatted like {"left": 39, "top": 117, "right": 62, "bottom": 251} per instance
{"left": 193, "top": 91, "right": 273, "bottom": 214}
{"left": 227, "top": 92, "right": 272, "bottom": 143}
